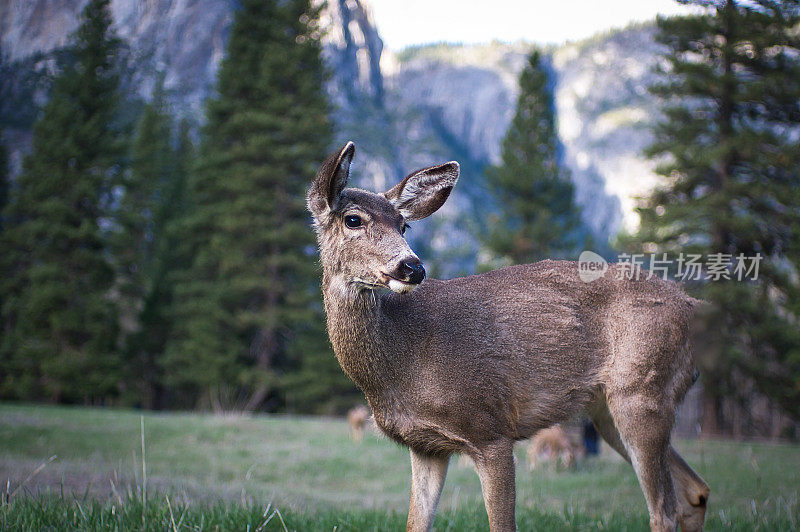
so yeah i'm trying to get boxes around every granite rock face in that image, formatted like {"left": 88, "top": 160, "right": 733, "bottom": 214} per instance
{"left": 322, "top": 0, "right": 385, "bottom": 107}
{"left": 1, "top": 0, "right": 235, "bottom": 114}
{"left": 1, "top": 0, "right": 666, "bottom": 272}
{"left": 552, "top": 27, "right": 665, "bottom": 235}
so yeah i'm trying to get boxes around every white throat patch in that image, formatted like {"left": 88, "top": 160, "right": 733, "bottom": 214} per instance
{"left": 388, "top": 279, "right": 418, "bottom": 294}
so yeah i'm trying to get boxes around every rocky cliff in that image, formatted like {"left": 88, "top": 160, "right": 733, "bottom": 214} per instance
{"left": 1, "top": 0, "right": 666, "bottom": 273}
{"left": 1, "top": 0, "right": 235, "bottom": 113}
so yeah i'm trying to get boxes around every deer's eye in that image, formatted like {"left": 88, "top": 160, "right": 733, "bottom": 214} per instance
{"left": 344, "top": 215, "right": 363, "bottom": 229}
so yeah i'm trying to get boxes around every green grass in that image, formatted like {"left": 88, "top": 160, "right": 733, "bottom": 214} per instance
{"left": 1, "top": 403, "right": 798, "bottom": 530}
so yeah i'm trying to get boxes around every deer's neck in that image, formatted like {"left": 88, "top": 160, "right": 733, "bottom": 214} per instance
{"left": 322, "top": 273, "right": 408, "bottom": 398}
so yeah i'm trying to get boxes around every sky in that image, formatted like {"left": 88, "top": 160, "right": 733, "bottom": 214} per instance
{"left": 367, "top": 0, "right": 703, "bottom": 50}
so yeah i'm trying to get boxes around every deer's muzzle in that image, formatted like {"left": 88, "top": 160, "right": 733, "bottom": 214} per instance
{"left": 400, "top": 259, "right": 426, "bottom": 285}
{"left": 382, "top": 257, "right": 425, "bottom": 294}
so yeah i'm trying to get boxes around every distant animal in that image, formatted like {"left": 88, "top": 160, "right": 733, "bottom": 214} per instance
{"left": 307, "top": 142, "right": 709, "bottom": 532}
{"left": 347, "top": 404, "right": 370, "bottom": 442}
{"left": 526, "top": 425, "right": 579, "bottom": 470}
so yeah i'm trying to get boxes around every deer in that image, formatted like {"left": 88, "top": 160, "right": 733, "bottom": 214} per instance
{"left": 347, "top": 404, "right": 371, "bottom": 442}
{"left": 307, "top": 142, "right": 710, "bottom": 532}
{"left": 526, "top": 425, "right": 579, "bottom": 471}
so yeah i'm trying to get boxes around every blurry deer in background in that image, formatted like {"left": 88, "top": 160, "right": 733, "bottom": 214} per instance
{"left": 347, "top": 404, "right": 370, "bottom": 442}
{"left": 526, "top": 425, "right": 579, "bottom": 471}
{"left": 307, "top": 142, "right": 709, "bottom": 532}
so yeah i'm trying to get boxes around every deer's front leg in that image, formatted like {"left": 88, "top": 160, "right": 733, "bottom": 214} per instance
{"left": 407, "top": 449, "right": 449, "bottom": 532}
{"left": 474, "top": 441, "right": 517, "bottom": 532}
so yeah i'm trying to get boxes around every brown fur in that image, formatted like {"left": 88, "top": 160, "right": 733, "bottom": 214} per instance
{"left": 307, "top": 142, "right": 710, "bottom": 532}
{"left": 347, "top": 404, "right": 370, "bottom": 442}
{"left": 526, "top": 425, "right": 578, "bottom": 470}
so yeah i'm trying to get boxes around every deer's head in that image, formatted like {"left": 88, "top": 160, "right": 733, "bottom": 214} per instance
{"left": 308, "top": 142, "right": 459, "bottom": 294}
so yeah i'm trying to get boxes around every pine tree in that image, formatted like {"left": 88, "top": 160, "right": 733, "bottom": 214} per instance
{"left": 0, "top": 0, "right": 123, "bottom": 402}
{"left": 482, "top": 50, "right": 587, "bottom": 267}
{"left": 0, "top": 136, "right": 8, "bottom": 310}
{"left": 0, "top": 139, "right": 8, "bottom": 230}
{"left": 0, "top": 138, "right": 7, "bottom": 390}
{"left": 636, "top": 0, "right": 800, "bottom": 430}
{"left": 114, "top": 77, "right": 192, "bottom": 408}
{"left": 280, "top": 307, "right": 359, "bottom": 414}
{"left": 164, "top": 0, "right": 334, "bottom": 411}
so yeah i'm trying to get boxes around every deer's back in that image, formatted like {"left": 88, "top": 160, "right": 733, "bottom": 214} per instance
{"left": 390, "top": 259, "right": 696, "bottom": 354}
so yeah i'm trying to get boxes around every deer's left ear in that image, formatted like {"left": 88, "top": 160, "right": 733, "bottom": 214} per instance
{"left": 384, "top": 162, "right": 459, "bottom": 221}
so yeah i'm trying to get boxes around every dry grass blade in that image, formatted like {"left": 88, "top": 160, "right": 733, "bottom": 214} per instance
{"left": 141, "top": 415, "right": 147, "bottom": 528}
{"left": 74, "top": 498, "right": 87, "bottom": 521}
{"left": 254, "top": 503, "right": 273, "bottom": 532}
{"left": 8, "top": 455, "right": 57, "bottom": 500}
{"left": 275, "top": 508, "right": 289, "bottom": 532}
{"left": 256, "top": 509, "right": 277, "bottom": 532}
{"left": 165, "top": 494, "right": 178, "bottom": 532}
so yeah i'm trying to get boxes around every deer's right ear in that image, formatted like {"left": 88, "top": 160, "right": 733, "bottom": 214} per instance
{"left": 308, "top": 141, "right": 355, "bottom": 219}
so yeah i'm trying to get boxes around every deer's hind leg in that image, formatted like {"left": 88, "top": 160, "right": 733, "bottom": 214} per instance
{"left": 591, "top": 396, "right": 708, "bottom": 531}
{"left": 590, "top": 393, "right": 680, "bottom": 532}
{"left": 668, "top": 446, "right": 709, "bottom": 531}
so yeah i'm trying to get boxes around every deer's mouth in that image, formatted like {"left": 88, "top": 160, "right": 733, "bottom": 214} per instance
{"left": 379, "top": 272, "right": 419, "bottom": 294}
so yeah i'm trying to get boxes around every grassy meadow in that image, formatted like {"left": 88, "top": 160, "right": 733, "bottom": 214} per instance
{"left": 0, "top": 403, "right": 798, "bottom": 530}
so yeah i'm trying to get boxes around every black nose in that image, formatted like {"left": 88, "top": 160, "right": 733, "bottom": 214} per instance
{"left": 400, "top": 259, "right": 426, "bottom": 284}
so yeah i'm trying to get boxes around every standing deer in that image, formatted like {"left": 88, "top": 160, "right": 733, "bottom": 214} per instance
{"left": 307, "top": 142, "right": 709, "bottom": 532}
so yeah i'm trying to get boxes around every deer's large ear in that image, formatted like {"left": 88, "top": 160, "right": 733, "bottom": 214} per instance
{"left": 384, "top": 161, "right": 459, "bottom": 221}
{"left": 308, "top": 141, "right": 355, "bottom": 219}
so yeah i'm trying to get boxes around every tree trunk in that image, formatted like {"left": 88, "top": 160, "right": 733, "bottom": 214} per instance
{"left": 701, "top": 388, "right": 720, "bottom": 437}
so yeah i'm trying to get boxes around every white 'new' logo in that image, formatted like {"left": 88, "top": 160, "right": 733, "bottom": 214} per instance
{"left": 578, "top": 251, "right": 608, "bottom": 283}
